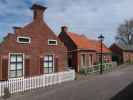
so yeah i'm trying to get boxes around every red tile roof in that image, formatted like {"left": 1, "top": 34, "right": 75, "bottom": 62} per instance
{"left": 89, "top": 39, "right": 111, "bottom": 53}
{"left": 67, "top": 32, "right": 110, "bottom": 53}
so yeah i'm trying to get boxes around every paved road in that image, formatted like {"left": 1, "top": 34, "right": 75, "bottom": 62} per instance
{"left": 3, "top": 65, "right": 133, "bottom": 100}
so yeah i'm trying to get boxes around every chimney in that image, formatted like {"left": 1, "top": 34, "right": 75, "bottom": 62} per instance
{"left": 61, "top": 26, "right": 68, "bottom": 33}
{"left": 13, "top": 26, "right": 21, "bottom": 33}
{"left": 31, "top": 4, "right": 47, "bottom": 22}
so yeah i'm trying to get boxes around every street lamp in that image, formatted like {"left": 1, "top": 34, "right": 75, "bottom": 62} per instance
{"left": 128, "top": 27, "right": 133, "bottom": 42}
{"left": 98, "top": 34, "right": 104, "bottom": 74}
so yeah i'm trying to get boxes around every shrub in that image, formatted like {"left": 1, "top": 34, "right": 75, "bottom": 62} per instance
{"left": 95, "top": 61, "right": 107, "bottom": 65}
{"left": 126, "top": 60, "right": 133, "bottom": 64}
{"left": 79, "top": 68, "right": 88, "bottom": 75}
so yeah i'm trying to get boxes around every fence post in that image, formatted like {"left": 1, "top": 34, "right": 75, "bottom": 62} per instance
{"left": 72, "top": 70, "right": 75, "bottom": 80}
{"left": 0, "top": 82, "right": 1, "bottom": 96}
{"left": 111, "top": 63, "right": 113, "bottom": 71}
{"left": 98, "top": 64, "right": 100, "bottom": 73}
{"left": 43, "top": 75, "right": 45, "bottom": 87}
{"left": 104, "top": 63, "right": 106, "bottom": 72}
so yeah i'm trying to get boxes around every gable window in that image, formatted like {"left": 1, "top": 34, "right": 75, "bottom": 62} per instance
{"left": 17, "top": 36, "right": 31, "bottom": 44}
{"left": 48, "top": 39, "right": 57, "bottom": 45}
{"left": 9, "top": 53, "right": 24, "bottom": 78}
{"left": 43, "top": 55, "right": 55, "bottom": 74}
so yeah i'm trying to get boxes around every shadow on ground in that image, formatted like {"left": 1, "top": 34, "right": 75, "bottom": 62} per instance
{"left": 110, "top": 82, "right": 133, "bottom": 100}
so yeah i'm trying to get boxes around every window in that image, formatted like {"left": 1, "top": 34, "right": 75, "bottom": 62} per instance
{"left": 89, "top": 54, "right": 93, "bottom": 65}
{"left": 17, "top": 36, "right": 31, "bottom": 44}
{"left": 81, "top": 54, "right": 86, "bottom": 66}
{"left": 43, "top": 55, "right": 54, "bottom": 74}
{"left": 9, "top": 53, "right": 24, "bottom": 78}
{"left": 48, "top": 39, "right": 57, "bottom": 45}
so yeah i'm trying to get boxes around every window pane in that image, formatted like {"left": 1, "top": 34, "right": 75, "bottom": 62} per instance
{"left": 48, "top": 40, "right": 57, "bottom": 45}
{"left": 44, "top": 56, "right": 48, "bottom": 61}
{"left": 9, "top": 71, "right": 16, "bottom": 78}
{"left": 10, "top": 64, "right": 16, "bottom": 70}
{"left": 17, "top": 63, "right": 23, "bottom": 69}
{"left": 44, "top": 68, "right": 48, "bottom": 74}
{"left": 49, "top": 62, "right": 53, "bottom": 67}
{"left": 19, "top": 37, "right": 30, "bottom": 43}
{"left": 17, "top": 56, "right": 23, "bottom": 62}
{"left": 17, "top": 70, "right": 23, "bottom": 77}
{"left": 44, "top": 62, "right": 48, "bottom": 67}
{"left": 49, "top": 56, "right": 53, "bottom": 61}
{"left": 49, "top": 68, "right": 53, "bottom": 73}
{"left": 10, "top": 56, "right": 16, "bottom": 62}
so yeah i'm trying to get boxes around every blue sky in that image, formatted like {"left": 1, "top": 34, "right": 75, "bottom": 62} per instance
{"left": 0, "top": 0, "right": 133, "bottom": 46}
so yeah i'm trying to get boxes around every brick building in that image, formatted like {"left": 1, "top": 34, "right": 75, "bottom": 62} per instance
{"left": 0, "top": 4, "right": 67, "bottom": 80}
{"left": 110, "top": 43, "right": 133, "bottom": 64}
{"left": 59, "top": 26, "right": 111, "bottom": 72}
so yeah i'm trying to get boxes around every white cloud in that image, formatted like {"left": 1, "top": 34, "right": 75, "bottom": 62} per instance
{"left": 44, "top": 0, "right": 133, "bottom": 46}
{"left": 0, "top": 0, "right": 133, "bottom": 46}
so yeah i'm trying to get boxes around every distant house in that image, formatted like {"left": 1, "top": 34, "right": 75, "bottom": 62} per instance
{"left": 59, "top": 26, "right": 111, "bottom": 72}
{"left": 110, "top": 43, "right": 133, "bottom": 64}
{"left": 0, "top": 4, "right": 67, "bottom": 80}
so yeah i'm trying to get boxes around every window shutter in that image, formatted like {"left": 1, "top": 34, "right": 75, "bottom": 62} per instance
{"left": 25, "top": 58, "right": 30, "bottom": 77}
{"left": 40, "top": 57, "right": 44, "bottom": 74}
{"left": 54, "top": 57, "right": 58, "bottom": 72}
{"left": 2, "top": 58, "right": 8, "bottom": 80}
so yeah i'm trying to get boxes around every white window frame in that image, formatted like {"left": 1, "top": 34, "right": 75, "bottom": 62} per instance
{"left": 8, "top": 53, "right": 25, "bottom": 79}
{"left": 43, "top": 54, "right": 55, "bottom": 74}
{"left": 17, "top": 36, "right": 31, "bottom": 44}
{"left": 48, "top": 39, "right": 58, "bottom": 45}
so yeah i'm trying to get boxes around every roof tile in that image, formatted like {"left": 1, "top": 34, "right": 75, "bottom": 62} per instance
{"left": 67, "top": 32, "right": 110, "bottom": 53}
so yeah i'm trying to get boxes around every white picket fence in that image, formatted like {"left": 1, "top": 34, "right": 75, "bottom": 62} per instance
{"left": 79, "top": 62, "right": 117, "bottom": 74}
{"left": 0, "top": 69, "right": 75, "bottom": 96}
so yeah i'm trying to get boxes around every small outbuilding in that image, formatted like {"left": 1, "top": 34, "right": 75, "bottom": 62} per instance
{"left": 110, "top": 43, "right": 133, "bottom": 64}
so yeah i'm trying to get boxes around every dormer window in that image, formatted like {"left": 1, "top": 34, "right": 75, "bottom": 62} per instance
{"left": 17, "top": 36, "right": 31, "bottom": 44}
{"left": 48, "top": 39, "right": 58, "bottom": 45}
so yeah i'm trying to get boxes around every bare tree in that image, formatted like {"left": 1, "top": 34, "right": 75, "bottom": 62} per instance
{"left": 116, "top": 19, "right": 133, "bottom": 45}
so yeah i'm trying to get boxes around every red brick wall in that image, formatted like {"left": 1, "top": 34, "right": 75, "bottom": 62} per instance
{"left": 77, "top": 50, "right": 96, "bottom": 72}
{"left": 123, "top": 51, "right": 133, "bottom": 63}
{"left": 110, "top": 44, "right": 123, "bottom": 63}
{"left": 96, "top": 54, "right": 112, "bottom": 63}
